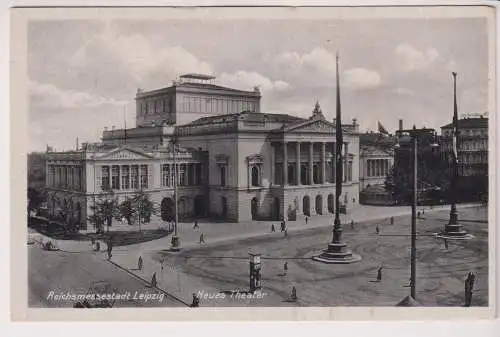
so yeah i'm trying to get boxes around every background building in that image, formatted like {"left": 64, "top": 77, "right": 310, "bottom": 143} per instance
{"left": 440, "top": 115, "right": 488, "bottom": 177}
{"left": 440, "top": 115, "right": 488, "bottom": 201}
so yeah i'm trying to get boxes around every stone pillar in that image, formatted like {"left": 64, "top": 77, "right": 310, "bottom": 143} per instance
{"left": 283, "top": 141, "right": 288, "bottom": 186}
{"left": 309, "top": 142, "right": 314, "bottom": 185}
{"left": 296, "top": 142, "right": 301, "bottom": 185}
{"left": 321, "top": 142, "right": 326, "bottom": 184}
{"left": 344, "top": 143, "right": 348, "bottom": 182}
{"left": 271, "top": 143, "right": 275, "bottom": 185}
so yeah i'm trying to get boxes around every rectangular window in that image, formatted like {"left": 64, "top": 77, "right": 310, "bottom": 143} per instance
{"left": 101, "top": 166, "right": 110, "bottom": 191}
{"left": 220, "top": 165, "right": 226, "bottom": 186}
{"left": 111, "top": 165, "right": 120, "bottom": 190}
{"left": 131, "top": 165, "right": 139, "bottom": 189}
{"left": 140, "top": 165, "right": 148, "bottom": 189}
{"left": 121, "top": 165, "right": 130, "bottom": 190}
{"left": 178, "top": 164, "right": 186, "bottom": 187}
{"left": 162, "top": 164, "right": 170, "bottom": 187}
{"left": 195, "top": 164, "right": 202, "bottom": 185}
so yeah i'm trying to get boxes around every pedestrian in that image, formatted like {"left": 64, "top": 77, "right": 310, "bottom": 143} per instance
{"left": 444, "top": 238, "right": 449, "bottom": 250}
{"left": 464, "top": 273, "right": 472, "bottom": 307}
{"left": 376, "top": 266, "right": 383, "bottom": 282}
{"left": 351, "top": 220, "right": 354, "bottom": 230}
{"left": 284, "top": 228, "right": 288, "bottom": 237}
{"left": 151, "top": 272, "right": 157, "bottom": 288}
{"left": 280, "top": 221, "right": 285, "bottom": 232}
{"left": 376, "top": 225, "right": 380, "bottom": 235}
{"left": 290, "top": 286, "right": 297, "bottom": 302}
{"left": 422, "top": 208, "right": 425, "bottom": 215}
{"left": 417, "top": 211, "right": 421, "bottom": 219}
{"left": 284, "top": 261, "right": 288, "bottom": 274}
{"left": 271, "top": 224, "right": 276, "bottom": 233}
{"left": 305, "top": 216, "right": 308, "bottom": 225}
{"left": 390, "top": 216, "right": 394, "bottom": 226}
{"left": 138, "top": 256, "right": 143, "bottom": 270}
{"left": 199, "top": 232, "right": 205, "bottom": 244}
{"left": 191, "top": 293, "right": 200, "bottom": 307}
{"left": 193, "top": 220, "right": 199, "bottom": 229}
{"left": 107, "top": 239, "right": 113, "bottom": 259}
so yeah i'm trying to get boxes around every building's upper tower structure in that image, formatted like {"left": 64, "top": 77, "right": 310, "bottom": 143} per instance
{"left": 135, "top": 73, "right": 262, "bottom": 127}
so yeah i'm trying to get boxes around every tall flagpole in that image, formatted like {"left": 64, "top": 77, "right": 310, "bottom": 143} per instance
{"left": 437, "top": 72, "right": 472, "bottom": 240}
{"left": 123, "top": 106, "right": 128, "bottom": 145}
{"left": 313, "top": 52, "right": 361, "bottom": 264}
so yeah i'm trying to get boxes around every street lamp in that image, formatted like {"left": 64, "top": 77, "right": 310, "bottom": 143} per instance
{"left": 437, "top": 72, "right": 473, "bottom": 240}
{"left": 312, "top": 53, "right": 361, "bottom": 264}
{"left": 394, "top": 126, "right": 439, "bottom": 306}
{"left": 170, "top": 139, "right": 181, "bottom": 251}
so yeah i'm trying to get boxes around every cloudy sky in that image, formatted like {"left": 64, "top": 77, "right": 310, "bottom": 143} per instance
{"left": 28, "top": 17, "right": 489, "bottom": 152}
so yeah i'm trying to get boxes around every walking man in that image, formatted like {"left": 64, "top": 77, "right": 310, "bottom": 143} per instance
{"left": 106, "top": 238, "right": 113, "bottom": 260}
{"left": 284, "top": 261, "right": 288, "bottom": 275}
{"left": 193, "top": 220, "right": 199, "bottom": 229}
{"left": 351, "top": 220, "right": 354, "bottom": 230}
{"left": 138, "top": 256, "right": 143, "bottom": 271}
{"left": 271, "top": 224, "right": 276, "bottom": 233}
{"left": 464, "top": 273, "right": 472, "bottom": 307}
{"left": 290, "top": 286, "right": 297, "bottom": 302}
{"left": 444, "top": 238, "right": 449, "bottom": 250}
{"left": 199, "top": 232, "right": 206, "bottom": 244}
{"left": 390, "top": 216, "right": 394, "bottom": 226}
{"left": 376, "top": 266, "right": 383, "bottom": 282}
{"left": 305, "top": 216, "right": 308, "bottom": 225}
{"left": 151, "top": 272, "right": 157, "bottom": 288}
{"left": 376, "top": 225, "right": 380, "bottom": 235}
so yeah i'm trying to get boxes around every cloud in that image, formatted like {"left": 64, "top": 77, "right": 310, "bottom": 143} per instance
{"left": 389, "top": 87, "right": 416, "bottom": 96}
{"left": 267, "top": 48, "right": 381, "bottom": 90}
{"left": 395, "top": 43, "right": 440, "bottom": 72}
{"left": 219, "top": 71, "right": 291, "bottom": 92}
{"left": 70, "top": 26, "right": 213, "bottom": 87}
{"left": 343, "top": 68, "right": 381, "bottom": 90}
{"left": 29, "top": 80, "right": 128, "bottom": 109}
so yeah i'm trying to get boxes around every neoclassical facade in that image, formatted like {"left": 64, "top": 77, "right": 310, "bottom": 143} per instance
{"left": 45, "top": 74, "right": 361, "bottom": 228}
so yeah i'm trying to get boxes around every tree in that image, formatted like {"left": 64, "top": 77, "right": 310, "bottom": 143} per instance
{"left": 88, "top": 192, "right": 119, "bottom": 233}
{"left": 120, "top": 190, "right": 159, "bottom": 232}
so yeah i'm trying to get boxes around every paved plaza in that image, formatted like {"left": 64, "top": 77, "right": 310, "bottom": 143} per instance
{"left": 107, "top": 205, "right": 488, "bottom": 307}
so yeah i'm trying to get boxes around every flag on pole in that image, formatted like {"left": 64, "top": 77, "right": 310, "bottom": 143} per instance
{"left": 335, "top": 53, "right": 343, "bottom": 196}
{"left": 378, "top": 121, "right": 389, "bottom": 135}
{"left": 451, "top": 72, "right": 459, "bottom": 163}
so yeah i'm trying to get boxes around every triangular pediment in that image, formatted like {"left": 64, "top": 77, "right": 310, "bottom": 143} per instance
{"left": 284, "top": 117, "right": 336, "bottom": 134}
{"left": 96, "top": 146, "right": 154, "bottom": 160}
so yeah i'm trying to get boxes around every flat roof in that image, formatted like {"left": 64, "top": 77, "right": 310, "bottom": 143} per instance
{"left": 180, "top": 73, "right": 216, "bottom": 80}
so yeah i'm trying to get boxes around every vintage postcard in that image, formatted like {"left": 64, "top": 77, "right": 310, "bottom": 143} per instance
{"left": 10, "top": 5, "right": 496, "bottom": 321}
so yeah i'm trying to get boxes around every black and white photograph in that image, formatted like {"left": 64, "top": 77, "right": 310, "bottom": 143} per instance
{"left": 11, "top": 5, "right": 495, "bottom": 320}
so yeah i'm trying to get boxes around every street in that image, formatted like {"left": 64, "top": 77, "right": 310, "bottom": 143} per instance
{"left": 153, "top": 207, "right": 488, "bottom": 307}
{"left": 28, "top": 245, "right": 186, "bottom": 308}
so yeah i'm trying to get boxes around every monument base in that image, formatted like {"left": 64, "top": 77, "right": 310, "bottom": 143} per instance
{"left": 312, "top": 242, "right": 362, "bottom": 264}
{"left": 436, "top": 223, "right": 473, "bottom": 240}
{"left": 396, "top": 295, "right": 421, "bottom": 307}
{"left": 170, "top": 236, "right": 181, "bottom": 251}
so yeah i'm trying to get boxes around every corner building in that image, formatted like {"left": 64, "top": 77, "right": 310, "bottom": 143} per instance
{"left": 45, "top": 74, "right": 360, "bottom": 228}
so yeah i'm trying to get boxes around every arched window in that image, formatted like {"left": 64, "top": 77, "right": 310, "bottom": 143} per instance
{"left": 251, "top": 166, "right": 260, "bottom": 186}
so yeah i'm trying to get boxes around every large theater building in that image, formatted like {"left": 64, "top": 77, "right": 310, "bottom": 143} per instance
{"left": 45, "top": 74, "right": 360, "bottom": 229}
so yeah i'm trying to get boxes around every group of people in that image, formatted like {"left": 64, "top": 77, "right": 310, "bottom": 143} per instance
{"left": 271, "top": 220, "right": 288, "bottom": 236}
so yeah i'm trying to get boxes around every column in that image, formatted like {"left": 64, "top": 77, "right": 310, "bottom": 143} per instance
{"left": 282, "top": 141, "right": 288, "bottom": 186}
{"left": 309, "top": 142, "right": 314, "bottom": 185}
{"left": 343, "top": 143, "right": 348, "bottom": 182}
{"left": 295, "top": 142, "right": 301, "bottom": 185}
{"left": 321, "top": 142, "right": 326, "bottom": 184}
{"left": 271, "top": 143, "right": 275, "bottom": 185}
{"left": 193, "top": 163, "right": 198, "bottom": 186}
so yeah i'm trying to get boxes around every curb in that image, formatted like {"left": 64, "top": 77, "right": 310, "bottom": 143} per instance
{"left": 106, "top": 259, "right": 191, "bottom": 307}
